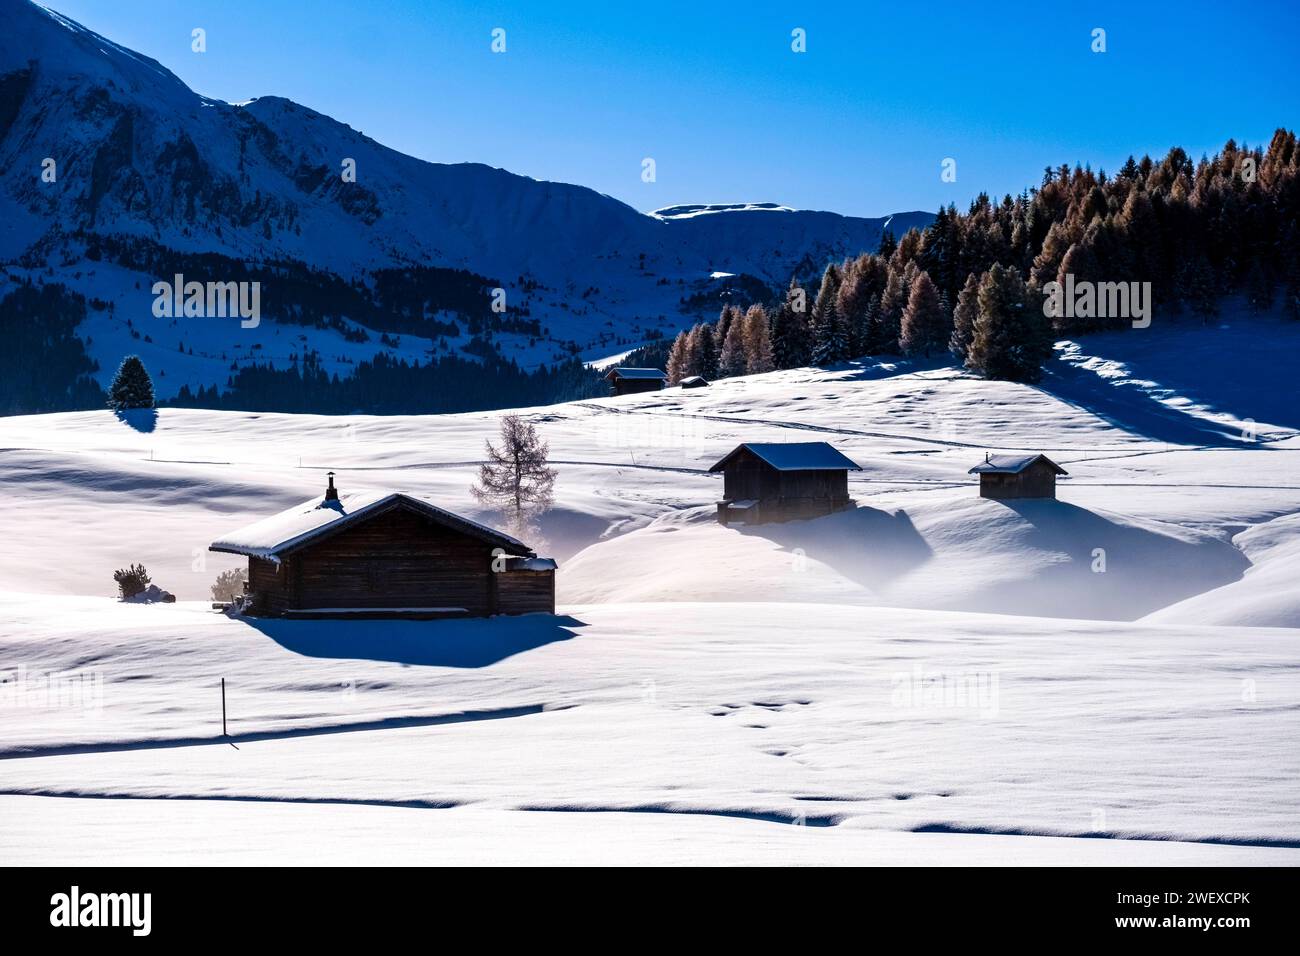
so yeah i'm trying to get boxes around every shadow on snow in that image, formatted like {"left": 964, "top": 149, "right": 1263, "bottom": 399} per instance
{"left": 241, "top": 612, "right": 587, "bottom": 668}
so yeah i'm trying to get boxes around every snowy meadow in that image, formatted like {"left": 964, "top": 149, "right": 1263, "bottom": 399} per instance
{"left": 2, "top": 313, "right": 1298, "bottom": 864}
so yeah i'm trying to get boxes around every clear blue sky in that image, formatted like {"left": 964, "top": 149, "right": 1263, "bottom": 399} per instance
{"left": 47, "top": 0, "right": 1300, "bottom": 217}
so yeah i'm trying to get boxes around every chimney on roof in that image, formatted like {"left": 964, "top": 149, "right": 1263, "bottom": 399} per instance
{"left": 985, "top": 451, "right": 991, "bottom": 463}
{"left": 324, "top": 471, "right": 339, "bottom": 502}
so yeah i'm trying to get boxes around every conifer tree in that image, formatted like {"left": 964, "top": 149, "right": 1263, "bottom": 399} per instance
{"left": 696, "top": 322, "right": 720, "bottom": 380}
{"left": 948, "top": 272, "right": 981, "bottom": 362}
{"left": 877, "top": 228, "right": 897, "bottom": 259}
{"left": 965, "top": 264, "right": 1053, "bottom": 383}
{"left": 810, "top": 264, "right": 846, "bottom": 365}
{"left": 742, "top": 304, "right": 774, "bottom": 374}
{"left": 665, "top": 330, "right": 689, "bottom": 384}
{"left": 1031, "top": 222, "right": 1074, "bottom": 288}
{"left": 681, "top": 325, "right": 705, "bottom": 379}
{"left": 716, "top": 304, "right": 739, "bottom": 350}
{"left": 1054, "top": 240, "right": 1102, "bottom": 332}
{"left": 875, "top": 267, "right": 907, "bottom": 353}
{"left": 889, "top": 228, "right": 924, "bottom": 273}
{"left": 918, "top": 206, "right": 961, "bottom": 305}
{"left": 107, "top": 355, "right": 155, "bottom": 410}
{"left": 770, "top": 280, "right": 811, "bottom": 368}
{"left": 899, "top": 270, "right": 948, "bottom": 358}
{"left": 836, "top": 260, "right": 870, "bottom": 358}
{"left": 719, "top": 313, "right": 748, "bottom": 377}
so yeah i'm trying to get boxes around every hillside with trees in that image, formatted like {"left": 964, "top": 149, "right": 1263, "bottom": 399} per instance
{"left": 666, "top": 130, "right": 1300, "bottom": 386}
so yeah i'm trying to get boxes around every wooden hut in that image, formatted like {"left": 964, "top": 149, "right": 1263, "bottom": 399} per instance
{"left": 709, "top": 442, "right": 860, "bottom": 525}
{"left": 679, "top": 375, "right": 710, "bottom": 389}
{"left": 969, "top": 454, "right": 1067, "bottom": 500}
{"left": 209, "top": 474, "right": 556, "bottom": 618}
{"left": 604, "top": 367, "right": 666, "bottom": 396}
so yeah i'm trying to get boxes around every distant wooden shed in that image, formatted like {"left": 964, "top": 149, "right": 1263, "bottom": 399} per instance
{"left": 679, "top": 375, "right": 710, "bottom": 389}
{"left": 969, "top": 454, "right": 1067, "bottom": 500}
{"left": 604, "top": 367, "right": 667, "bottom": 396}
{"left": 209, "top": 474, "right": 555, "bottom": 618}
{"left": 709, "top": 442, "right": 860, "bottom": 525}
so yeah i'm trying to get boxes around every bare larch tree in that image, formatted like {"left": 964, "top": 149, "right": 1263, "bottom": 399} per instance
{"left": 471, "top": 414, "right": 557, "bottom": 542}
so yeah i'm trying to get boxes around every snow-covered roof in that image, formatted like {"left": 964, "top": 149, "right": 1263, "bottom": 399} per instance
{"left": 968, "top": 454, "right": 1068, "bottom": 476}
{"left": 679, "top": 375, "right": 710, "bottom": 386}
{"left": 605, "top": 367, "right": 667, "bottom": 380}
{"left": 210, "top": 492, "right": 533, "bottom": 560}
{"left": 708, "top": 442, "right": 862, "bottom": 473}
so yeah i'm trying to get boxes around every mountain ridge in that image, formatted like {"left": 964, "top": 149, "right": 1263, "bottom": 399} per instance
{"left": 0, "top": 0, "right": 932, "bottom": 403}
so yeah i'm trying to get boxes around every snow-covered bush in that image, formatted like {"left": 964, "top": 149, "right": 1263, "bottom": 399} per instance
{"left": 113, "top": 563, "right": 151, "bottom": 599}
{"left": 123, "top": 584, "right": 175, "bottom": 604}
{"left": 211, "top": 567, "right": 248, "bottom": 602}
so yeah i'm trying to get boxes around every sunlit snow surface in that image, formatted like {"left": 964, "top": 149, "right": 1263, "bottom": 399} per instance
{"left": 2, "top": 314, "right": 1299, "bottom": 864}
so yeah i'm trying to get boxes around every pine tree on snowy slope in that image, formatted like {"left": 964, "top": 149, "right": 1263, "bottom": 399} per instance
{"left": 1054, "top": 240, "right": 1101, "bottom": 333}
{"left": 965, "top": 264, "right": 1052, "bottom": 383}
{"left": 900, "top": 270, "right": 949, "bottom": 358}
{"left": 665, "top": 329, "right": 689, "bottom": 384}
{"left": 874, "top": 266, "right": 907, "bottom": 354}
{"left": 836, "top": 259, "right": 870, "bottom": 358}
{"left": 715, "top": 304, "right": 740, "bottom": 351}
{"left": 718, "top": 314, "right": 748, "bottom": 377}
{"left": 694, "top": 322, "right": 720, "bottom": 380}
{"left": 948, "top": 271, "right": 981, "bottom": 362}
{"left": 742, "top": 304, "right": 775, "bottom": 374}
{"left": 810, "top": 264, "right": 847, "bottom": 365}
{"left": 918, "top": 205, "right": 961, "bottom": 305}
{"left": 771, "top": 280, "right": 811, "bottom": 369}
{"left": 107, "top": 355, "right": 155, "bottom": 410}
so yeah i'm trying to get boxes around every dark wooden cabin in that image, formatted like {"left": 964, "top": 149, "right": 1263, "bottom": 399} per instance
{"left": 679, "top": 375, "right": 710, "bottom": 389}
{"left": 969, "top": 454, "right": 1067, "bottom": 500}
{"left": 209, "top": 474, "right": 556, "bottom": 618}
{"left": 709, "top": 442, "right": 860, "bottom": 525}
{"left": 604, "top": 367, "right": 667, "bottom": 396}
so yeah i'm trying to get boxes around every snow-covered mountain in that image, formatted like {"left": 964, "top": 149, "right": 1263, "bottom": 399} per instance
{"left": 0, "top": 0, "right": 931, "bottom": 398}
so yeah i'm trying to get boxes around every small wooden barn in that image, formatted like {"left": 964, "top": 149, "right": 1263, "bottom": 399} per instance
{"left": 679, "top": 375, "right": 710, "bottom": 389}
{"left": 209, "top": 475, "right": 556, "bottom": 618}
{"left": 969, "top": 453, "right": 1067, "bottom": 500}
{"left": 604, "top": 367, "right": 667, "bottom": 396}
{"left": 709, "top": 442, "right": 860, "bottom": 525}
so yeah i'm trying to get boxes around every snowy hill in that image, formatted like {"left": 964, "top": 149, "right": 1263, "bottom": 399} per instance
{"left": 1, "top": 308, "right": 1297, "bottom": 619}
{"left": 2, "top": 307, "right": 1299, "bottom": 863}
{"left": 0, "top": 0, "right": 928, "bottom": 400}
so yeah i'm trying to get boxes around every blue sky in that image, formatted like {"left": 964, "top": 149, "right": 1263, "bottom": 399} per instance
{"left": 48, "top": 0, "right": 1300, "bottom": 217}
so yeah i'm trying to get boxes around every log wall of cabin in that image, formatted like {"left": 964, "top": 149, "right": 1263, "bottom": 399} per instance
{"left": 721, "top": 452, "right": 782, "bottom": 501}
{"left": 286, "top": 505, "right": 497, "bottom": 612}
{"left": 496, "top": 570, "right": 556, "bottom": 615}
{"left": 979, "top": 465, "right": 1058, "bottom": 500}
{"left": 610, "top": 378, "right": 663, "bottom": 396}
{"left": 777, "top": 469, "right": 850, "bottom": 503}
{"left": 248, "top": 556, "right": 293, "bottom": 614}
